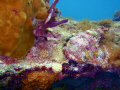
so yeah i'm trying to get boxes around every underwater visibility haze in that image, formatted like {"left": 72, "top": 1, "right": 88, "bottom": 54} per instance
{"left": 51, "top": 0, "right": 120, "bottom": 20}
{"left": 0, "top": 0, "right": 120, "bottom": 90}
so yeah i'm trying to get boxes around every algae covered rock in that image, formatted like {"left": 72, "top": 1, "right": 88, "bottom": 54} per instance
{"left": 113, "top": 10, "right": 120, "bottom": 21}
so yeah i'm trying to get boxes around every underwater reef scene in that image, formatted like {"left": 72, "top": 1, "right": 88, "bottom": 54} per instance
{"left": 0, "top": 0, "right": 120, "bottom": 90}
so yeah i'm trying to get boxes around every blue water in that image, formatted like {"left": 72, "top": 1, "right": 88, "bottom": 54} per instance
{"left": 50, "top": 0, "right": 120, "bottom": 21}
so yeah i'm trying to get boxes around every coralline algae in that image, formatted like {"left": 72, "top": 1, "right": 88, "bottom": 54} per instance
{"left": 64, "top": 28, "right": 110, "bottom": 67}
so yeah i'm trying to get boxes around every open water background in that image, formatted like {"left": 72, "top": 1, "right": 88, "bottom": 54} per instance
{"left": 50, "top": 0, "right": 120, "bottom": 21}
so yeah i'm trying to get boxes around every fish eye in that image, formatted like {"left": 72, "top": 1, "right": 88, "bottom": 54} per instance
{"left": 27, "top": 2, "right": 30, "bottom": 5}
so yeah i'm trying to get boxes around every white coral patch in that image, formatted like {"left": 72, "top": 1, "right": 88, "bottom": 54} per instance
{"left": 52, "top": 63, "right": 62, "bottom": 73}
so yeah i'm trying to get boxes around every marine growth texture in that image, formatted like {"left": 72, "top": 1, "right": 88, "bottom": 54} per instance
{"left": 0, "top": 0, "right": 47, "bottom": 59}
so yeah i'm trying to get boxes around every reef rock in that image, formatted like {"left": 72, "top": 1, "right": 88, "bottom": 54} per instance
{"left": 113, "top": 10, "right": 120, "bottom": 21}
{"left": 64, "top": 28, "right": 110, "bottom": 67}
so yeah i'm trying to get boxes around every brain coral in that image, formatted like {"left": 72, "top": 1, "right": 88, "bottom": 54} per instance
{"left": 0, "top": 0, "right": 47, "bottom": 59}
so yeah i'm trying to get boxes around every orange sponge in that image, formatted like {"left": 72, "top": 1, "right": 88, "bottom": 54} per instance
{"left": 22, "top": 71, "right": 59, "bottom": 90}
{"left": 0, "top": 0, "right": 48, "bottom": 59}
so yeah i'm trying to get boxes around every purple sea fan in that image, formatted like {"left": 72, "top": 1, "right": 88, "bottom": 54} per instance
{"left": 64, "top": 28, "right": 110, "bottom": 67}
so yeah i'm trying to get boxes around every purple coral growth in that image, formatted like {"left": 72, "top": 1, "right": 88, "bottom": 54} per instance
{"left": 33, "top": 0, "right": 68, "bottom": 41}
{"left": 64, "top": 28, "right": 110, "bottom": 67}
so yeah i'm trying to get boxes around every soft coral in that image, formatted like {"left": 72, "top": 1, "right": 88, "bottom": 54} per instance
{"left": 33, "top": 0, "right": 68, "bottom": 41}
